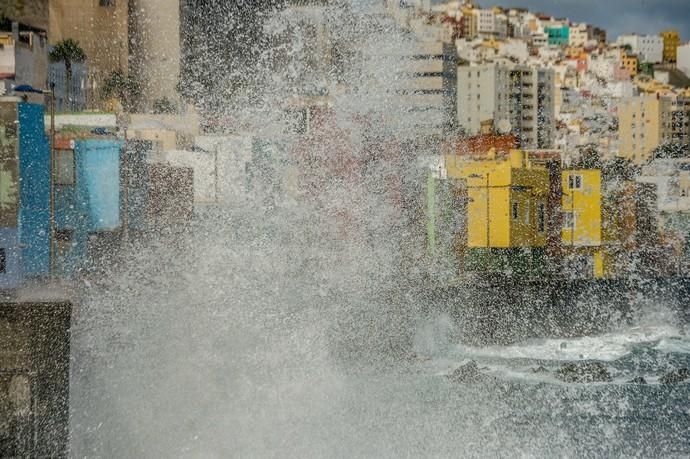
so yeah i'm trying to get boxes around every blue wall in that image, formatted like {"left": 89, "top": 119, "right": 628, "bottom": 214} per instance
{"left": 546, "top": 26, "right": 570, "bottom": 46}
{"left": 55, "top": 138, "right": 122, "bottom": 274}
{"left": 18, "top": 103, "right": 50, "bottom": 276}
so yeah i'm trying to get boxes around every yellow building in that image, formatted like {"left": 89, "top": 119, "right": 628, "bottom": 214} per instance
{"left": 561, "top": 169, "right": 604, "bottom": 278}
{"left": 661, "top": 29, "right": 680, "bottom": 63}
{"left": 445, "top": 149, "right": 550, "bottom": 249}
{"left": 618, "top": 95, "right": 666, "bottom": 164}
{"left": 463, "top": 8, "right": 478, "bottom": 39}
{"left": 620, "top": 52, "right": 638, "bottom": 77}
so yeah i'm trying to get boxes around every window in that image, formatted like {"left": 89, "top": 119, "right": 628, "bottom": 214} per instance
{"left": 567, "top": 174, "right": 582, "bottom": 190}
{"left": 55, "top": 149, "right": 75, "bottom": 185}
{"left": 512, "top": 202, "right": 519, "bottom": 220}
{"left": 563, "top": 211, "right": 576, "bottom": 229}
{"left": 524, "top": 201, "right": 530, "bottom": 225}
{"left": 0, "top": 248, "right": 5, "bottom": 273}
{"left": 537, "top": 203, "right": 546, "bottom": 232}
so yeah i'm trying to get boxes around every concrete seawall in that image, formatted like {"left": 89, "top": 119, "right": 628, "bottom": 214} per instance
{"left": 424, "top": 277, "right": 690, "bottom": 345}
{"left": 0, "top": 301, "right": 71, "bottom": 457}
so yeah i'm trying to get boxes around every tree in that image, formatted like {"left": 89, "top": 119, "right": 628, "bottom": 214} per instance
{"left": 101, "top": 70, "right": 141, "bottom": 112}
{"left": 49, "top": 39, "right": 86, "bottom": 112}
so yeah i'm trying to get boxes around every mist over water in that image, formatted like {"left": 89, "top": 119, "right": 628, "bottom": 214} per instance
{"left": 69, "top": 2, "right": 690, "bottom": 457}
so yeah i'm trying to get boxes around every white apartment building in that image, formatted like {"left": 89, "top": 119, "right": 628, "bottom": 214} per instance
{"left": 531, "top": 31, "right": 548, "bottom": 48}
{"left": 473, "top": 9, "right": 506, "bottom": 40}
{"left": 457, "top": 63, "right": 555, "bottom": 149}
{"left": 638, "top": 158, "right": 690, "bottom": 213}
{"left": 569, "top": 23, "right": 590, "bottom": 48}
{"left": 588, "top": 50, "right": 622, "bottom": 81}
{"left": 498, "top": 39, "right": 529, "bottom": 62}
{"left": 616, "top": 34, "right": 663, "bottom": 63}
{"left": 678, "top": 43, "right": 690, "bottom": 78}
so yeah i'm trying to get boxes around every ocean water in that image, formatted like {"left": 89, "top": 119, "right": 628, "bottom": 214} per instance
{"left": 70, "top": 206, "right": 690, "bottom": 457}
{"left": 69, "top": 2, "right": 689, "bottom": 456}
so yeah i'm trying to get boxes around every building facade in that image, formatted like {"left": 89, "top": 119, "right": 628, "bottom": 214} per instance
{"left": 129, "top": 0, "right": 182, "bottom": 111}
{"left": 561, "top": 169, "right": 604, "bottom": 278}
{"left": 660, "top": 29, "right": 680, "bottom": 63}
{"left": 618, "top": 95, "right": 690, "bottom": 164}
{"left": 616, "top": 34, "right": 663, "bottom": 64}
{"left": 48, "top": 0, "right": 128, "bottom": 108}
{"left": 457, "top": 63, "right": 555, "bottom": 149}
{"left": 568, "top": 23, "right": 590, "bottom": 48}
{"left": 443, "top": 147, "right": 555, "bottom": 275}
{"left": 678, "top": 43, "right": 690, "bottom": 79}
{"left": 0, "top": 21, "right": 48, "bottom": 100}
{"left": 620, "top": 52, "right": 638, "bottom": 77}
{"left": 545, "top": 25, "right": 569, "bottom": 46}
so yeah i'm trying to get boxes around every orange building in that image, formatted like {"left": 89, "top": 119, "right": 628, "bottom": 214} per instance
{"left": 620, "top": 52, "right": 638, "bottom": 77}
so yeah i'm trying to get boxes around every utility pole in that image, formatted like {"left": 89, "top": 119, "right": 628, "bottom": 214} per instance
{"left": 486, "top": 172, "right": 490, "bottom": 248}
{"left": 49, "top": 82, "right": 56, "bottom": 275}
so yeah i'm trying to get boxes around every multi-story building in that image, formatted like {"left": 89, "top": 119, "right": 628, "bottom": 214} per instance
{"left": 356, "top": 6, "right": 459, "bottom": 152}
{"left": 48, "top": 0, "right": 128, "bottom": 107}
{"left": 0, "top": 21, "right": 48, "bottom": 102}
{"left": 618, "top": 95, "right": 666, "bottom": 163}
{"left": 444, "top": 147, "right": 553, "bottom": 274}
{"left": 457, "top": 63, "right": 555, "bottom": 149}
{"left": 616, "top": 34, "right": 663, "bottom": 63}
{"left": 473, "top": 9, "right": 495, "bottom": 39}
{"left": 568, "top": 23, "right": 590, "bottom": 48}
{"left": 445, "top": 148, "right": 550, "bottom": 249}
{"left": 667, "top": 97, "right": 690, "bottom": 145}
{"left": 678, "top": 43, "right": 690, "bottom": 79}
{"left": 618, "top": 95, "right": 690, "bottom": 164}
{"left": 462, "top": 7, "right": 478, "bottom": 39}
{"left": 505, "top": 8, "right": 533, "bottom": 39}
{"left": 545, "top": 25, "right": 569, "bottom": 46}
{"left": 531, "top": 31, "right": 548, "bottom": 48}
{"left": 591, "top": 27, "right": 607, "bottom": 45}
{"left": 561, "top": 169, "right": 604, "bottom": 277}
{"left": 660, "top": 29, "right": 680, "bottom": 63}
{"left": 620, "top": 52, "right": 638, "bottom": 77}
{"left": 129, "top": 0, "right": 182, "bottom": 111}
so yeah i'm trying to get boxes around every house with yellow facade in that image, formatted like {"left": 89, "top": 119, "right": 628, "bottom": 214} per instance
{"left": 445, "top": 148, "right": 551, "bottom": 274}
{"left": 561, "top": 169, "right": 605, "bottom": 278}
{"left": 661, "top": 29, "right": 680, "bottom": 63}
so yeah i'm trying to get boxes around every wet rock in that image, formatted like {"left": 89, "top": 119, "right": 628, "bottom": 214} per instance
{"left": 531, "top": 366, "right": 549, "bottom": 374}
{"left": 628, "top": 377, "right": 647, "bottom": 385}
{"left": 659, "top": 368, "right": 689, "bottom": 385}
{"left": 447, "top": 360, "right": 482, "bottom": 383}
{"left": 556, "top": 361, "right": 612, "bottom": 383}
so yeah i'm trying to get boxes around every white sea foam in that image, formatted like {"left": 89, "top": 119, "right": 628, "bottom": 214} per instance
{"left": 451, "top": 324, "right": 683, "bottom": 362}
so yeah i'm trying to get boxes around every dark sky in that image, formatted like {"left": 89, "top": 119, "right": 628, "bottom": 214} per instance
{"left": 466, "top": 0, "right": 690, "bottom": 40}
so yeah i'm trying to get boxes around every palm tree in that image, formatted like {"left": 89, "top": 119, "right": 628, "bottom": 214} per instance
{"left": 49, "top": 39, "right": 86, "bottom": 111}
